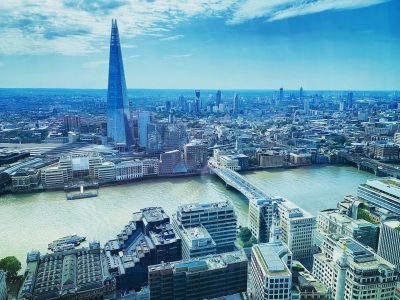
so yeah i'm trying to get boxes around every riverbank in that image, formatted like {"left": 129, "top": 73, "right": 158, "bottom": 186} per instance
{"left": 0, "top": 165, "right": 375, "bottom": 269}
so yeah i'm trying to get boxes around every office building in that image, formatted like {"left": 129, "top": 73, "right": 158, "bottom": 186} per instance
{"left": 95, "top": 161, "right": 116, "bottom": 183}
{"left": 17, "top": 242, "right": 115, "bottom": 300}
{"left": 358, "top": 177, "right": 400, "bottom": 215}
{"left": 63, "top": 115, "right": 80, "bottom": 132}
{"left": 105, "top": 207, "right": 181, "bottom": 290}
{"left": 278, "top": 201, "right": 315, "bottom": 260}
{"left": 0, "top": 271, "right": 6, "bottom": 300}
{"left": 317, "top": 209, "right": 379, "bottom": 251}
{"left": 256, "top": 150, "right": 285, "bottom": 168}
{"left": 138, "top": 111, "right": 151, "bottom": 148}
{"left": 41, "top": 166, "right": 68, "bottom": 189}
{"left": 216, "top": 90, "right": 222, "bottom": 106}
{"left": 159, "top": 150, "right": 186, "bottom": 175}
{"left": 248, "top": 198, "right": 284, "bottom": 243}
{"left": 147, "top": 123, "right": 187, "bottom": 154}
{"left": 195, "top": 90, "right": 201, "bottom": 113}
{"left": 115, "top": 160, "right": 143, "bottom": 181}
{"left": 250, "top": 213, "right": 293, "bottom": 300}
{"left": 11, "top": 168, "right": 40, "bottom": 192}
{"left": 233, "top": 93, "right": 239, "bottom": 114}
{"left": 148, "top": 251, "right": 248, "bottom": 300}
{"left": 173, "top": 201, "right": 237, "bottom": 252}
{"left": 180, "top": 224, "right": 217, "bottom": 259}
{"left": 106, "top": 19, "right": 133, "bottom": 146}
{"left": 372, "top": 142, "right": 399, "bottom": 160}
{"left": 142, "top": 159, "right": 159, "bottom": 176}
{"left": 313, "top": 235, "right": 398, "bottom": 300}
{"left": 279, "top": 88, "right": 284, "bottom": 101}
{"left": 378, "top": 220, "right": 400, "bottom": 271}
{"left": 183, "top": 140, "right": 208, "bottom": 171}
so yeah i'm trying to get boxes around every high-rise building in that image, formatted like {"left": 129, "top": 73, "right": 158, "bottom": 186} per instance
{"left": 313, "top": 235, "right": 397, "bottom": 300}
{"left": 303, "top": 98, "right": 310, "bottom": 114}
{"left": 300, "top": 87, "right": 303, "bottom": 99}
{"left": 148, "top": 251, "right": 248, "bottom": 300}
{"left": 233, "top": 93, "right": 240, "bottom": 114}
{"left": 377, "top": 220, "right": 400, "bottom": 271}
{"left": 278, "top": 201, "right": 316, "bottom": 260}
{"left": 147, "top": 123, "right": 187, "bottom": 154}
{"left": 63, "top": 115, "right": 80, "bottom": 132}
{"left": 347, "top": 92, "right": 353, "bottom": 109}
{"left": 106, "top": 19, "right": 133, "bottom": 146}
{"left": 250, "top": 212, "right": 293, "bottom": 300}
{"left": 138, "top": 111, "right": 151, "bottom": 148}
{"left": 159, "top": 150, "right": 185, "bottom": 175}
{"left": 172, "top": 201, "right": 237, "bottom": 252}
{"left": 248, "top": 198, "right": 284, "bottom": 243}
{"left": 183, "top": 140, "right": 208, "bottom": 171}
{"left": 195, "top": 90, "right": 201, "bottom": 113}
{"left": 216, "top": 90, "right": 222, "bottom": 106}
{"left": 279, "top": 88, "right": 284, "bottom": 101}
{"left": 357, "top": 178, "right": 400, "bottom": 215}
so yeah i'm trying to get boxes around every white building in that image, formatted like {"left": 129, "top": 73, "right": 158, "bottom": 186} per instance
{"left": 278, "top": 200, "right": 316, "bottom": 260}
{"left": 313, "top": 235, "right": 398, "bottom": 300}
{"left": 95, "top": 161, "right": 116, "bottom": 183}
{"left": 173, "top": 201, "right": 237, "bottom": 252}
{"left": 41, "top": 166, "right": 68, "bottom": 189}
{"left": 378, "top": 220, "right": 400, "bottom": 271}
{"left": 250, "top": 214, "right": 292, "bottom": 300}
{"left": 219, "top": 155, "right": 240, "bottom": 171}
{"left": 115, "top": 160, "right": 143, "bottom": 181}
{"left": 180, "top": 224, "right": 217, "bottom": 259}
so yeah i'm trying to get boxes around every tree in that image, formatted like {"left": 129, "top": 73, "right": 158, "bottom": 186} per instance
{"left": 0, "top": 256, "right": 21, "bottom": 278}
{"left": 238, "top": 227, "right": 252, "bottom": 242}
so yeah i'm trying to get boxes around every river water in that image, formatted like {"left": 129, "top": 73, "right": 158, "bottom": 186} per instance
{"left": 0, "top": 165, "right": 374, "bottom": 267}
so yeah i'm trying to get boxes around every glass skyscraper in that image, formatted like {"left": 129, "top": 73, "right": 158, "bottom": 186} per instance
{"left": 107, "top": 19, "right": 133, "bottom": 146}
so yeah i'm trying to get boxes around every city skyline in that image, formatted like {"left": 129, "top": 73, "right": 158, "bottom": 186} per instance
{"left": 0, "top": 0, "right": 399, "bottom": 90}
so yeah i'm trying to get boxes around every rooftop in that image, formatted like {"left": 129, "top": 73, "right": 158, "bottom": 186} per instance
{"left": 148, "top": 250, "right": 247, "bottom": 274}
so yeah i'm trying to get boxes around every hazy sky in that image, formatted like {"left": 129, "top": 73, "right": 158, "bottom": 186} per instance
{"left": 0, "top": 0, "right": 399, "bottom": 90}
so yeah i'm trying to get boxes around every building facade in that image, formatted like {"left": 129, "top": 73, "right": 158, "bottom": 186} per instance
{"left": 106, "top": 19, "right": 133, "bottom": 146}
{"left": 148, "top": 251, "right": 248, "bottom": 300}
{"left": 173, "top": 201, "right": 237, "bottom": 253}
{"left": 378, "top": 220, "right": 400, "bottom": 271}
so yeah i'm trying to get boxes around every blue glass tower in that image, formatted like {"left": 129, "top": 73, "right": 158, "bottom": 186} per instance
{"left": 107, "top": 19, "right": 133, "bottom": 146}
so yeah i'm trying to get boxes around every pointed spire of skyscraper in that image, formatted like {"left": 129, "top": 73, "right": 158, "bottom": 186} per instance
{"left": 106, "top": 19, "right": 133, "bottom": 148}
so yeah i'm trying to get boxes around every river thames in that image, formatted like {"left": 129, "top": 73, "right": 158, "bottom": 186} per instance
{"left": 0, "top": 165, "right": 374, "bottom": 267}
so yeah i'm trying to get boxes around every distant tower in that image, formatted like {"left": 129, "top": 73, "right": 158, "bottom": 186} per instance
{"left": 106, "top": 19, "right": 133, "bottom": 146}
{"left": 233, "top": 93, "right": 240, "bottom": 114}
{"left": 300, "top": 87, "right": 303, "bottom": 99}
{"left": 216, "top": 90, "right": 222, "bottom": 106}
{"left": 165, "top": 100, "right": 171, "bottom": 113}
{"left": 347, "top": 92, "right": 354, "bottom": 109}
{"left": 335, "top": 241, "right": 348, "bottom": 300}
{"left": 195, "top": 90, "right": 201, "bottom": 113}
{"left": 279, "top": 88, "right": 284, "bottom": 101}
{"left": 304, "top": 99, "right": 310, "bottom": 114}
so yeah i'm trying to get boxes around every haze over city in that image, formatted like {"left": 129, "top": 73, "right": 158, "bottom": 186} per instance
{"left": 0, "top": 0, "right": 399, "bottom": 90}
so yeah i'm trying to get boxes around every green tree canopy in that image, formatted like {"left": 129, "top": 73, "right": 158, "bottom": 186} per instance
{"left": 0, "top": 256, "right": 21, "bottom": 277}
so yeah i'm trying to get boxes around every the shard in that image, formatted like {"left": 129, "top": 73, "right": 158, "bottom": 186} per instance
{"left": 107, "top": 19, "right": 133, "bottom": 146}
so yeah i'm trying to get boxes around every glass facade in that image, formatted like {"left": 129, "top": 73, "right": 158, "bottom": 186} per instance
{"left": 107, "top": 19, "right": 133, "bottom": 146}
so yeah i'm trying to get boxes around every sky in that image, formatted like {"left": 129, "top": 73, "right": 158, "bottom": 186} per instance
{"left": 0, "top": 0, "right": 399, "bottom": 90}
